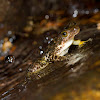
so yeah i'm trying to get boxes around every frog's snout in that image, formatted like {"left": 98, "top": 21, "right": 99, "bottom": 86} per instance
{"left": 73, "top": 26, "right": 80, "bottom": 35}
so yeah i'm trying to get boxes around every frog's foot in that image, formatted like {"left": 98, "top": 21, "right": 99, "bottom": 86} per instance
{"left": 73, "top": 38, "right": 92, "bottom": 47}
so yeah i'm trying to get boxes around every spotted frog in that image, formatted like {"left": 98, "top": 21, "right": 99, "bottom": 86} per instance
{"left": 28, "top": 23, "right": 90, "bottom": 76}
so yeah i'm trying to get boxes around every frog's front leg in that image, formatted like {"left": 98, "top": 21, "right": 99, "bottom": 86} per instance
{"left": 52, "top": 48, "right": 69, "bottom": 61}
{"left": 54, "top": 55, "right": 67, "bottom": 61}
{"left": 73, "top": 38, "right": 92, "bottom": 47}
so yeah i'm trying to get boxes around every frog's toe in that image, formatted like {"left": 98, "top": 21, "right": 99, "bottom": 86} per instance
{"left": 79, "top": 41, "right": 86, "bottom": 48}
{"left": 79, "top": 38, "right": 92, "bottom": 48}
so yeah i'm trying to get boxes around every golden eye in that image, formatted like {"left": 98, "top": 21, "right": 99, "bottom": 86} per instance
{"left": 61, "top": 31, "right": 68, "bottom": 37}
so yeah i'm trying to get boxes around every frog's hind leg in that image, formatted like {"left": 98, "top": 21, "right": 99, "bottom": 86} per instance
{"left": 73, "top": 38, "right": 92, "bottom": 47}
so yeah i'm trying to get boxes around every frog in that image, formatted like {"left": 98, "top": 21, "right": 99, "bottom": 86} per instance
{"left": 27, "top": 22, "right": 91, "bottom": 76}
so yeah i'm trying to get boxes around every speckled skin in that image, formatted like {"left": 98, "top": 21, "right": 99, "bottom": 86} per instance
{"left": 28, "top": 23, "right": 80, "bottom": 75}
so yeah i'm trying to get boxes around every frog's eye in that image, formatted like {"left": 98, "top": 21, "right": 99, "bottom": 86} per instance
{"left": 61, "top": 31, "right": 68, "bottom": 37}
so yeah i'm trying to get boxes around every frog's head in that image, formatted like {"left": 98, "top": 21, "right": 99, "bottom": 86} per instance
{"left": 55, "top": 23, "right": 80, "bottom": 56}
{"left": 61, "top": 23, "right": 80, "bottom": 40}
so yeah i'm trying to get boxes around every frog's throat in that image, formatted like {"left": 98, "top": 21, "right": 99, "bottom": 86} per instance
{"left": 56, "top": 39, "right": 73, "bottom": 56}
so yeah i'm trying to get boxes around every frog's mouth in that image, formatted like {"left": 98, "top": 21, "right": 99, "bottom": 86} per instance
{"left": 56, "top": 39, "right": 74, "bottom": 56}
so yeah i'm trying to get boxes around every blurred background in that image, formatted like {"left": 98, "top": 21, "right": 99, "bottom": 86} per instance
{"left": 0, "top": 0, "right": 100, "bottom": 100}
